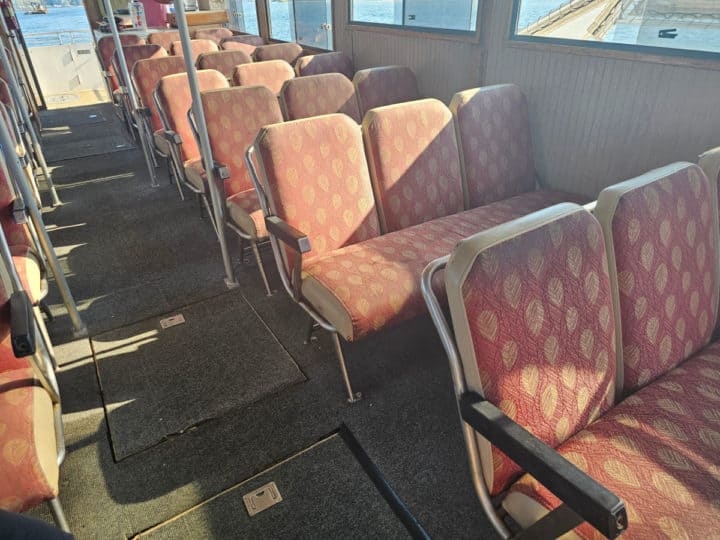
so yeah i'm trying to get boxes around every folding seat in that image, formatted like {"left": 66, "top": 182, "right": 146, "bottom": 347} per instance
{"left": 220, "top": 34, "right": 266, "bottom": 55}
{"left": 279, "top": 73, "right": 361, "bottom": 123}
{"left": 253, "top": 42, "right": 303, "bottom": 66}
{"left": 295, "top": 51, "right": 354, "bottom": 80}
{"left": 193, "top": 27, "right": 234, "bottom": 44}
{"left": 450, "top": 84, "right": 587, "bottom": 209}
{"left": 232, "top": 60, "right": 294, "bottom": 95}
{"left": 147, "top": 30, "right": 181, "bottom": 52}
{"left": 170, "top": 39, "right": 218, "bottom": 62}
{"left": 201, "top": 86, "right": 284, "bottom": 294}
{"left": 96, "top": 34, "right": 145, "bottom": 95}
{"left": 197, "top": 49, "right": 252, "bottom": 81}
{"left": 353, "top": 65, "right": 419, "bottom": 117}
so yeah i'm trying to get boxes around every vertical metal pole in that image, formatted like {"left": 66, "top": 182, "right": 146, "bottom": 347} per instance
{"left": 101, "top": 0, "right": 159, "bottom": 188}
{"left": 0, "top": 118, "right": 87, "bottom": 337}
{"left": 173, "top": 0, "right": 238, "bottom": 289}
{"left": 0, "top": 16, "right": 59, "bottom": 205}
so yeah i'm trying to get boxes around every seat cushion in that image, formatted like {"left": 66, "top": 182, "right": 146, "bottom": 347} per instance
{"left": 183, "top": 159, "right": 207, "bottom": 193}
{"left": 153, "top": 130, "right": 170, "bottom": 156}
{"left": 302, "top": 189, "right": 584, "bottom": 342}
{"left": 0, "top": 368, "right": 59, "bottom": 512}
{"left": 504, "top": 341, "right": 720, "bottom": 539}
{"left": 226, "top": 190, "right": 266, "bottom": 239}
{"left": 11, "top": 246, "right": 41, "bottom": 304}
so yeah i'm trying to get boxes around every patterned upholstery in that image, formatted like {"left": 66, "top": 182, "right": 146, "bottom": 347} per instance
{"left": 147, "top": 30, "right": 181, "bottom": 52}
{"left": 116, "top": 44, "right": 167, "bottom": 88}
{"left": 280, "top": 73, "right": 361, "bottom": 123}
{"left": 505, "top": 341, "right": 720, "bottom": 538}
{"left": 11, "top": 246, "right": 41, "bottom": 305}
{"left": 221, "top": 35, "right": 265, "bottom": 55}
{"left": 596, "top": 163, "right": 719, "bottom": 394}
{"left": 193, "top": 27, "right": 233, "bottom": 44}
{"left": 232, "top": 60, "right": 294, "bottom": 95}
{"left": 170, "top": 39, "right": 218, "bottom": 61}
{"left": 295, "top": 51, "right": 354, "bottom": 80}
{"left": 362, "top": 99, "right": 464, "bottom": 232}
{"left": 254, "top": 42, "right": 303, "bottom": 65}
{"left": 445, "top": 205, "right": 616, "bottom": 494}
{"left": 98, "top": 34, "right": 144, "bottom": 91}
{"left": 450, "top": 85, "right": 538, "bottom": 208}
{"left": 226, "top": 190, "right": 266, "bottom": 238}
{"left": 197, "top": 50, "right": 252, "bottom": 80}
{"left": 255, "top": 113, "right": 381, "bottom": 270}
{"left": 132, "top": 56, "right": 186, "bottom": 132}
{"left": 353, "top": 65, "right": 419, "bottom": 117}
{"left": 155, "top": 69, "right": 229, "bottom": 162}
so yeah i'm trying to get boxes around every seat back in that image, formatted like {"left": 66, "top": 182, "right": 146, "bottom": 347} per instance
{"left": 170, "top": 39, "right": 218, "bottom": 61}
{"left": 595, "top": 163, "right": 719, "bottom": 395}
{"left": 450, "top": 85, "right": 538, "bottom": 209}
{"left": 115, "top": 44, "right": 167, "bottom": 87}
{"left": 280, "top": 73, "right": 361, "bottom": 123}
{"left": 254, "top": 114, "right": 381, "bottom": 267}
{"left": 254, "top": 42, "right": 303, "bottom": 65}
{"left": 155, "top": 69, "right": 229, "bottom": 162}
{"left": 132, "top": 56, "right": 186, "bottom": 132}
{"left": 295, "top": 51, "right": 354, "bottom": 80}
{"left": 221, "top": 35, "right": 266, "bottom": 55}
{"left": 444, "top": 203, "right": 617, "bottom": 495}
{"left": 362, "top": 99, "right": 463, "bottom": 233}
{"left": 202, "top": 86, "right": 283, "bottom": 198}
{"left": 232, "top": 60, "right": 294, "bottom": 95}
{"left": 98, "top": 34, "right": 145, "bottom": 90}
{"left": 147, "top": 30, "right": 181, "bottom": 52}
{"left": 193, "top": 27, "right": 233, "bottom": 44}
{"left": 197, "top": 49, "right": 252, "bottom": 80}
{"left": 353, "top": 65, "right": 419, "bottom": 117}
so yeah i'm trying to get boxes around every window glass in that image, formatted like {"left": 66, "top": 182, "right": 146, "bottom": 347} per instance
{"left": 268, "top": 0, "right": 296, "bottom": 42}
{"left": 351, "top": 0, "right": 479, "bottom": 33}
{"left": 294, "top": 0, "right": 333, "bottom": 49}
{"left": 226, "top": 0, "right": 260, "bottom": 34}
{"left": 513, "top": 0, "right": 720, "bottom": 56}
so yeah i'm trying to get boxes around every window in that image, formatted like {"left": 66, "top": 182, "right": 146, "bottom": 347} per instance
{"left": 227, "top": 0, "right": 260, "bottom": 35}
{"left": 512, "top": 0, "right": 720, "bottom": 58}
{"left": 267, "top": 0, "right": 334, "bottom": 50}
{"left": 350, "top": 0, "right": 479, "bottom": 33}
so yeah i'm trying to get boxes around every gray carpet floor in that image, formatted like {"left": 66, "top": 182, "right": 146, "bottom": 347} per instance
{"left": 28, "top": 104, "right": 497, "bottom": 539}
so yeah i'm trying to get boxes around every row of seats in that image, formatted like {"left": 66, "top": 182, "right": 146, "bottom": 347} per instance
{"left": 423, "top": 162, "right": 720, "bottom": 537}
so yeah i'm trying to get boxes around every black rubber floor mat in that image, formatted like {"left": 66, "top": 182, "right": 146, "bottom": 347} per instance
{"left": 43, "top": 136, "right": 134, "bottom": 162}
{"left": 41, "top": 108, "right": 106, "bottom": 129}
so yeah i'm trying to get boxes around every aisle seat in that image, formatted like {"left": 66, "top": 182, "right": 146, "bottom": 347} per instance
{"left": 97, "top": 34, "right": 144, "bottom": 93}
{"left": 295, "top": 51, "right": 354, "bottom": 80}
{"left": 147, "top": 30, "right": 181, "bottom": 52}
{"left": 353, "top": 65, "right": 419, "bottom": 117}
{"left": 170, "top": 39, "right": 218, "bottom": 62}
{"left": 193, "top": 27, "right": 233, "bottom": 44}
{"left": 197, "top": 49, "right": 252, "bottom": 81}
{"left": 232, "top": 60, "right": 294, "bottom": 95}
{"left": 280, "top": 73, "right": 361, "bottom": 122}
{"left": 254, "top": 42, "right": 303, "bottom": 65}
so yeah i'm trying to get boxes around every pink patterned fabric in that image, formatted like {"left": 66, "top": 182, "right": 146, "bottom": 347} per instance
{"left": 220, "top": 40, "right": 256, "bottom": 55}
{"left": 115, "top": 44, "right": 167, "bottom": 89}
{"left": 197, "top": 50, "right": 252, "bottom": 80}
{"left": 0, "top": 284, "right": 30, "bottom": 373}
{"left": 132, "top": 56, "right": 186, "bottom": 132}
{"left": 232, "top": 60, "right": 294, "bottom": 95}
{"left": 362, "top": 99, "right": 464, "bottom": 232}
{"left": 156, "top": 70, "right": 228, "bottom": 161}
{"left": 170, "top": 39, "right": 218, "bottom": 62}
{"left": 98, "top": 34, "right": 145, "bottom": 91}
{"left": 202, "top": 86, "right": 283, "bottom": 197}
{"left": 295, "top": 52, "right": 354, "bottom": 80}
{"left": 254, "top": 42, "right": 303, "bottom": 65}
{"left": 450, "top": 84, "right": 538, "bottom": 208}
{"left": 280, "top": 73, "right": 361, "bottom": 123}
{"left": 507, "top": 341, "right": 720, "bottom": 539}
{"left": 193, "top": 28, "right": 233, "bottom": 44}
{"left": 147, "top": 30, "right": 181, "bottom": 52}
{"left": 256, "top": 113, "right": 380, "bottom": 267}
{"left": 455, "top": 209, "right": 616, "bottom": 494}
{"left": 226, "top": 190, "right": 266, "bottom": 238}
{"left": 353, "top": 66, "right": 419, "bottom": 117}
{"left": 11, "top": 246, "right": 40, "bottom": 305}
{"left": 608, "top": 164, "right": 717, "bottom": 394}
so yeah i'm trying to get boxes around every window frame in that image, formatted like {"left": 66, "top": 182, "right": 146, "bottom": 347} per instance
{"left": 262, "top": 0, "right": 335, "bottom": 51}
{"left": 509, "top": 0, "right": 720, "bottom": 64}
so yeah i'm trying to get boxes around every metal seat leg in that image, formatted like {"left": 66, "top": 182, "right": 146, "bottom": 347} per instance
{"left": 47, "top": 497, "right": 70, "bottom": 533}
{"left": 250, "top": 241, "right": 272, "bottom": 296}
{"left": 331, "top": 332, "right": 361, "bottom": 403}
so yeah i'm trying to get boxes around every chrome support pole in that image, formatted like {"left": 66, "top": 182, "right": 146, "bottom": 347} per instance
{"left": 173, "top": 0, "right": 237, "bottom": 289}
{"left": 0, "top": 120, "right": 87, "bottom": 337}
{"left": 0, "top": 17, "right": 60, "bottom": 206}
{"left": 101, "top": 0, "right": 159, "bottom": 188}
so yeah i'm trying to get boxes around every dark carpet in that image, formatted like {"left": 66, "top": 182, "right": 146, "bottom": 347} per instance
{"left": 41, "top": 107, "right": 106, "bottom": 129}
{"left": 137, "top": 432, "right": 411, "bottom": 539}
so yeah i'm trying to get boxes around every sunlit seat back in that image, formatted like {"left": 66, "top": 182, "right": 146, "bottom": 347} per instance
{"left": 221, "top": 35, "right": 266, "bottom": 55}
{"left": 353, "top": 65, "right": 419, "bottom": 117}
{"left": 450, "top": 84, "right": 539, "bottom": 209}
{"left": 147, "top": 30, "right": 181, "bottom": 52}
{"left": 280, "top": 73, "right": 361, "bottom": 123}
{"left": 156, "top": 69, "right": 229, "bottom": 162}
{"left": 362, "top": 99, "right": 463, "bottom": 233}
{"left": 193, "top": 27, "right": 233, "bottom": 44}
{"left": 115, "top": 44, "right": 167, "bottom": 88}
{"left": 202, "top": 86, "right": 283, "bottom": 197}
{"left": 595, "top": 163, "right": 719, "bottom": 395}
{"left": 170, "top": 39, "right": 218, "bottom": 61}
{"left": 444, "top": 203, "right": 617, "bottom": 495}
{"left": 132, "top": 56, "right": 186, "bottom": 132}
{"left": 232, "top": 60, "right": 294, "bottom": 95}
{"left": 98, "top": 34, "right": 145, "bottom": 90}
{"left": 254, "top": 114, "right": 381, "bottom": 269}
{"left": 295, "top": 51, "right": 354, "bottom": 80}
{"left": 197, "top": 49, "right": 252, "bottom": 80}
{"left": 254, "top": 42, "right": 303, "bottom": 65}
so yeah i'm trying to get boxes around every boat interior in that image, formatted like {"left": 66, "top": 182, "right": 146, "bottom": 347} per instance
{"left": 0, "top": 0, "right": 719, "bottom": 538}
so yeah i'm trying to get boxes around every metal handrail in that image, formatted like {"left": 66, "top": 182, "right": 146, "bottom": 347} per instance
{"left": 23, "top": 29, "right": 93, "bottom": 47}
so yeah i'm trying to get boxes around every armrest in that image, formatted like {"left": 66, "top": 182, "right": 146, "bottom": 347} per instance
{"left": 459, "top": 392, "right": 627, "bottom": 539}
{"left": 12, "top": 197, "right": 26, "bottom": 224}
{"left": 265, "top": 215, "right": 311, "bottom": 254}
{"left": 10, "top": 290, "right": 35, "bottom": 357}
{"left": 163, "top": 130, "right": 182, "bottom": 145}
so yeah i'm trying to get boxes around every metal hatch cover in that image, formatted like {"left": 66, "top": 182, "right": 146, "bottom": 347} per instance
{"left": 243, "top": 481, "right": 283, "bottom": 517}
